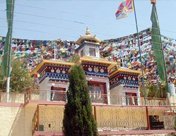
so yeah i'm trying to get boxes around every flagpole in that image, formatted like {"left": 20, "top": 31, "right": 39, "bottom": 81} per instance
{"left": 6, "top": 0, "right": 15, "bottom": 98}
{"left": 132, "top": 0, "right": 146, "bottom": 103}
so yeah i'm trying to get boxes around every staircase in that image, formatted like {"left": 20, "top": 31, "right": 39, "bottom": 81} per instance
{"left": 9, "top": 103, "right": 37, "bottom": 136}
{"left": 0, "top": 106, "right": 21, "bottom": 136}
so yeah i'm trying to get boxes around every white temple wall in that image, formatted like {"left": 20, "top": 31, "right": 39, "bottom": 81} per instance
{"left": 39, "top": 78, "right": 69, "bottom": 101}
{"left": 168, "top": 83, "right": 176, "bottom": 96}
{"left": 110, "top": 85, "right": 139, "bottom": 105}
{"left": 39, "top": 78, "right": 50, "bottom": 101}
{"left": 110, "top": 85, "right": 123, "bottom": 105}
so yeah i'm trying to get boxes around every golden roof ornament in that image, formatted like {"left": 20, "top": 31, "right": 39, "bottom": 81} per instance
{"left": 85, "top": 27, "right": 91, "bottom": 35}
{"left": 76, "top": 27, "right": 101, "bottom": 45}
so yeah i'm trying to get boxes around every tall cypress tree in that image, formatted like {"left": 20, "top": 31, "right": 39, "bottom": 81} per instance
{"left": 63, "top": 64, "right": 98, "bottom": 136}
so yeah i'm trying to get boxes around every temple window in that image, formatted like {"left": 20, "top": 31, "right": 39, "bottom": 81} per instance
{"left": 80, "top": 49, "right": 84, "bottom": 57}
{"left": 89, "top": 48, "right": 96, "bottom": 56}
{"left": 88, "top": 82, "right": 107, "bottom": 104}
{"left": 125, "top": 92, "right": 137, "bottom": 105}
{"left": 50, "top": 86, "right": 66, "bottom": 101}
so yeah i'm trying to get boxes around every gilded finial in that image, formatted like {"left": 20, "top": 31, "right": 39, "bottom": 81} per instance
{"left": 85, "top": 27, "right": 91, "bottom": 35}
{"left": 76, "top": 27, "right": 101, "bottom": 45}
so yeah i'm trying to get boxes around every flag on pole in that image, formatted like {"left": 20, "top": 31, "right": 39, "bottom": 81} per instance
{"left": 150, "top": 3, "right": 166, "bottom": 82}
{"left": 115, "top": 0, "right": 134, "bottom": 19}
{"left": 1, "top": 0, "right": 15, "bottom": 79}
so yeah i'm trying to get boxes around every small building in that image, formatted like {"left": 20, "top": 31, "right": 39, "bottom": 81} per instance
{"left": 32, "top": 28, "right": 141, "bottom": 105}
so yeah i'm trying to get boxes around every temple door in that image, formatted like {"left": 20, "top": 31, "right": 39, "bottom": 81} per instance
{"left": 51, "top": 86, "right": 66, "bottom": 101}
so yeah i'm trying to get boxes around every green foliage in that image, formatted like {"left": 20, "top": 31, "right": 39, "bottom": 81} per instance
{"left": 63, "top": 65, "right": 98, "bottom": 136}
{"left": 69, "top": 54, "right": 80, "bottom": 63}
{"left": 140, "top": 79, "right": 167, "bottom": 98}
{"left": 147, "top": 84, "right": 158, "bottom": 98}
{"left": 143, "top": 81, "right": 167, "bottom": 98}
{"left": 10, "top": 60, "right": 34, "bottom": 92}
{"left": 0, "top": 59, "right": 34, "bottom": 92}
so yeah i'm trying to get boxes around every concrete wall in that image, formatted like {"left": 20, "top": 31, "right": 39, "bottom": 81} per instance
{"left": 9, "top": 103, "right": 37, "bottom": 136}
{"left": 39, "top": 105, "right": 64, "bottom": 132}
{"left": 35, "top": 104, "right": 175, "bottom": 133}
{"left": 0, "top": 106, "right": 21, "bottom": 136}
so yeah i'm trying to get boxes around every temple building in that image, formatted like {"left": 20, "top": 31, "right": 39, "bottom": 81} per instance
{"left": 31, "top": 28, "right": 141, "bottom": 105}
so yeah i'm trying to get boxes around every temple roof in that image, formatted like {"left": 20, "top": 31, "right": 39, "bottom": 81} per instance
{"left": 80, "top": 56, "right": 117, "bottom": 66}
{"left": 31, "top": 58, "right": 140, "bottom": 77}
{"left": 110, "top": 67, "right": 141, "bottom": 77}
{"left": 76, "top": 28, "right": 101, "bottom": 45}
{"left": 31, "top": 59, "right": 74, "bottom": 75}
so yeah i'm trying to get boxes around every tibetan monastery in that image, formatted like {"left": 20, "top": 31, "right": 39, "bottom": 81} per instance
{"left": 32, "top": 28, "right": 141, "bottom": 105}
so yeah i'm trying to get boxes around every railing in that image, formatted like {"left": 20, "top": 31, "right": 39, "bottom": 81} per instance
{"left": 50, "top": 90, "right": 66, "bottom": 102}
{"left": 8, "top": 106, "right": 23, "bottom": 136}
{"left": 0, "top": 89, "right": 170, "bottom": 107}
{"left": 0, "top": 92, "right": 25, "bottom": 103}
{"left": 34, "top": 90, "right": 169, "bottom": 106}
{"left": 140, "top": 97, "right": 169, "bottom": 106}
{"left": 32, "top": 105, "right": 39, "bottom": 135}
{"left": 90, "top": 93, "right": 108, "bottom": 104}
{"left": 0, "top": 88, "right": 33, "bottom": 105}
{"left": 24, "top": 88, "right": 32, "bottom": 105}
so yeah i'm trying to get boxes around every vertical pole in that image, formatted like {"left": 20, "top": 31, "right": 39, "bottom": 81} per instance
{"left": 53, "top": 41, "right": 56, "bottom": 60}
{"left": 94, "top": 106, "right": 97, "bottom": 121}
{"left": 6, "top": 77, "right": 10, "bottom": 101}
{"left": 6, "top": 35, "right": 11, "bottom": 102}
{"left": 146, "top": 106, "right": 150, "bottom": 130}
{"left": 133, "top": 0, "right": 146, "bottom": 104}
{"left": 6, "top": 0, "right": 15, "bottom": 101}
{"left": 37, "top": 105, "right": 39, "bottom": 131}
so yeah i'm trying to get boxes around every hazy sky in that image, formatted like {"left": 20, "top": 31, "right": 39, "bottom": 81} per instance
{"left": 0, "top": 0, "right": 176, "bottom": 41}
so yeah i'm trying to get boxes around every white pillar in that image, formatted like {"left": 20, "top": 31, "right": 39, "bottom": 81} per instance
{"left": 122, "top": 87, "right": 126, "bottom": 106}
{"left": 137, "top": 87, "right": 140, "bottom": 106}
{"left": 39, "top": 78, "right": 50, "bottom": 101}
{"left": 106, "top": 79, "right": 110, "bottom": 105}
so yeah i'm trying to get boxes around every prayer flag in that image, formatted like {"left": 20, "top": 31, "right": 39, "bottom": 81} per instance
{"left": 115, "top": 0, "right": 134, "bottom": 19}
{"left": 150, "top": 3, "right": 166, "bottom": 82}
{"left": 1, "top": 0, "right": 15, "bottom": 79}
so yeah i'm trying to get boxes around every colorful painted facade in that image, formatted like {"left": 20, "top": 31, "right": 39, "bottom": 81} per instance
{"left": 32, "top": 28, "right": 141, "bottom": 105}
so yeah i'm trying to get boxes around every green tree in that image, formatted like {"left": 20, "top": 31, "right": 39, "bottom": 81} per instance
{"left": 155, "top": 82, "right": 167, "bottom": 98}
{"left": 146, "top": 81, "right": 167, "bottom": 98}
{"left": 63, "top": 64, "right": 98, "bottom": 136}
{"left": 147, "top": 83, "right": 158, "bottom": 98}
{"left": 69, "top": 54, "right": 80, "bottom": 63}
{"left": 10, "top": 60, "right": 34, "bottom": 92}
{"left": 0, "top": 59, "right": 34, "bottom": 92}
